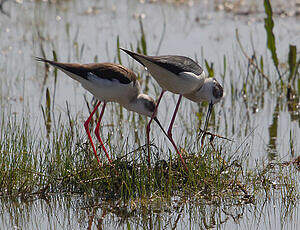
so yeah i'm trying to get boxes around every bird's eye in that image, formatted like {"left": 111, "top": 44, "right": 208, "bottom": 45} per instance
{"left": 212, "top": 82, "right": 223, "bottom": 99}
{"left": 145, "top": 101, "right": 156, "bottom": 113}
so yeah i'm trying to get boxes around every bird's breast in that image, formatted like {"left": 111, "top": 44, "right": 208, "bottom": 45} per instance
{"left": 80, "top": 78, "right": 138, "bottom": 104}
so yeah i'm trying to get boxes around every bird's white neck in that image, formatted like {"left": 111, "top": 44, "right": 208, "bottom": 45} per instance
{"left": 183, "top": 78, "right": 215, "bottom": 103}
{"left": 122, "top": 93, "right": 155, "bottom": 117}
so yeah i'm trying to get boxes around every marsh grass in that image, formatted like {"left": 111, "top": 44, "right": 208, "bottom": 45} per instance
{"left": 0, "top": 113, "right": 299, "bottom": 229}
{"left": 0, "top": 109, "right": 298, "bottom": 211}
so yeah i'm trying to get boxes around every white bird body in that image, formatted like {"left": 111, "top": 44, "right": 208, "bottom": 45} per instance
{"left": 136, "top": 56, "right": 205, "bottom": 94}
{"left": 57, "top": 67, "right": 139, "bottom": 104}
{"left": 36, "top": 58, "right": 156, "bottom": 117}
{"left": 82, "top": 73, "right": 140, "bottom": 105}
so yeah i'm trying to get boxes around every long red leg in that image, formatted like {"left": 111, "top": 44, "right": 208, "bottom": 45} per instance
{"left": 146, "top": 90, "right": 165, "bottom": 166}
{"left": 154, "top": 117, "right": 188, "bottom": 172}
{"left": 94, "top": 102, "right": 113, "bottom": 164}
{"left": 84, "top": 101, "right": 102, "bottom": 168}
{"left": 166, "top": 95, "right": 187, "bottom": 170}
{"left": 167, "top": 95, "right": 182, "bottom": 138}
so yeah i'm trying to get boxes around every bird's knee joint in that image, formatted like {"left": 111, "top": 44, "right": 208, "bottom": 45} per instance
{"left": 84, "top": 122, "right": 89, "bottom": 131}
{"left": 95, "top": 128, "right": 99, "bottom": 136}
{"left": 146, "top": 125, "right": 151, "bottom": 132}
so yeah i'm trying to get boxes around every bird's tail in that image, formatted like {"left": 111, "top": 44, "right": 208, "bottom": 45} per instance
{"left": 35, "top": 57, "right": 61, "bottom": 67}
{"left": 35, "top": 57, "right": 84, "bottom": 83}
{"left": 120, "top": 48, "right": 147, "bottom": 67}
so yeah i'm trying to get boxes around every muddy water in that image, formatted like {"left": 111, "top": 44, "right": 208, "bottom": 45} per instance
{"left": 0, "top": 0, "right": 299, "bottom": 229}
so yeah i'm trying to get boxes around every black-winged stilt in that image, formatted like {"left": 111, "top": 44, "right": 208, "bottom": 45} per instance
{"left": 120, "top": 49, "right": 223, "bottom": 169}
{"left": 36, "top": 58, "right": 167, "bottom": 168}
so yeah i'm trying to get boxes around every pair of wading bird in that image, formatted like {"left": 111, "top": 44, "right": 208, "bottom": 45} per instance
{"left": 36, "top": 48, "right": 224, "bottom": 171}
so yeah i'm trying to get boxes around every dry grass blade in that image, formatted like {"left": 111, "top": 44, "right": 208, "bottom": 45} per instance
{"left": 235, "top": 29, "right": 271, "bottom": 86}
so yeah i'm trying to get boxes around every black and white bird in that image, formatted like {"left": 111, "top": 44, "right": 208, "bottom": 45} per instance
{"left": 36, "top": 58, "right": 168, "bottom": 168}
{"left": 121, "top": 49, "right": 224, "bottom": 169}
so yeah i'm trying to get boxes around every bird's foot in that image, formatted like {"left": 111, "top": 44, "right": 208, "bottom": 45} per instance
{"left": 199, "top": 129, "right": 233, "bottom": 143}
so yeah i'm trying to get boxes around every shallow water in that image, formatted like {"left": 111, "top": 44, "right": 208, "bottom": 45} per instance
{"left": 0, "top": 193, "right": 299, "bottom": 230}
{"left": 0, "top": 0, "right": 299, "bottom": 229}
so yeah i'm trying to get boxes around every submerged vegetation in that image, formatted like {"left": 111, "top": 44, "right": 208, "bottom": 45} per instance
{"left": 0, "top": 0, "right": 299, "bottom": 229}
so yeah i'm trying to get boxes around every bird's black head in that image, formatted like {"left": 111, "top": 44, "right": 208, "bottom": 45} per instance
{"left": 144, "top": 96, "right": 156, "bottom": 114}
{"left": 212, "top": 78, "right": 223, "bottom": 101}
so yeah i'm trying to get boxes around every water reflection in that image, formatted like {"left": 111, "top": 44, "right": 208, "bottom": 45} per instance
{"left": 268, "top": 98, "right": 279, "bottom": 159}
{"left": 0, "top": 194, "right": 298, "bottom": 230}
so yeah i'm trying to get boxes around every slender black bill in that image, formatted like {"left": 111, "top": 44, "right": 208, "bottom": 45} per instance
{"left": 154, "top": 117, "right": 168, "bottom": 137}
{"left": 202, "top": 102, "right": 214, "bottom": 134}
